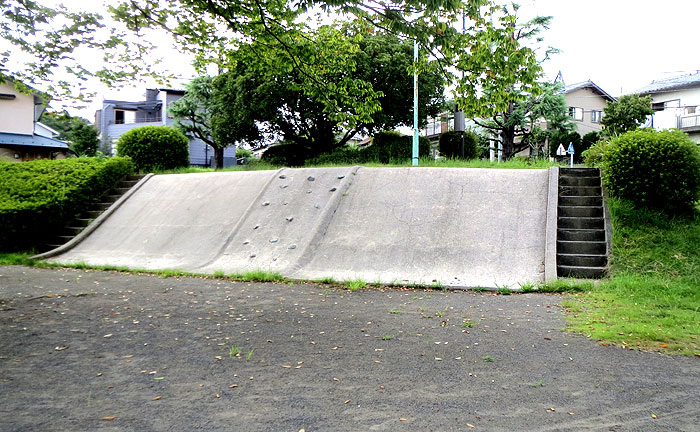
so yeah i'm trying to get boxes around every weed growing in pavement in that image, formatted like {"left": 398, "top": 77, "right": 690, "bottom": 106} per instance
{"left": 346, "top": 278, "right": 367, "bottom": 291}
{"left": 229, "top": 346, "right": 241, "bottom": 358}
{"left": 213, "top": 270, "right": 225, "bottom": 278}
{"left": 317, "top": 276, "right": 336, "bottom": 285}
{"left": 381, "top": 335, "right": 394, "bottom": 340}
{"left": 389, "top": 309, "right": 401, "bottom": 314}
{"left": 247, "top": 349, "right": 254, "bottom": 361}
{"left": 484, "top": 356, "right": 494, "bottom": 362}
{"left": 461, "top": 321, "right": 474, "bottom": 328}
{"left": 518, "top": 282, "right": 536, "bottom": 293}
{"left": 496, "top": 287, "right": 511, "bottom": 295}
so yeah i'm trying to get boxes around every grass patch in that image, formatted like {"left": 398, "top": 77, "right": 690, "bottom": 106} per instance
{"left": 562, "top": 199, "right": 700, "bottom": 355}
{"left": 345, "top": 278, "right": 367, "bottom": 291}
{"left": 230, "top": 270, "right": 287, "bottom": 283}
{"left": 0, "top": 252, "right": 39, "bottom": 266}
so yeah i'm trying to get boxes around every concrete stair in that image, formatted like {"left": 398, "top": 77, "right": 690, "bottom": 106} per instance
{"left": 41, "top": 174, "right": 146, "bottom": 252}
{"left": 556, "top": 168, "right": 608, "bottom": 278}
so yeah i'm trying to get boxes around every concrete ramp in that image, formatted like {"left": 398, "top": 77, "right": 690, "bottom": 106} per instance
{"left": 47, "top": 167, "right": 553, "bottom": 288}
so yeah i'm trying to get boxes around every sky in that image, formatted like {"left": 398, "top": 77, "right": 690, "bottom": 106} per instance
{"left": 36, "top": 0, "right": 700, "bottom": 119}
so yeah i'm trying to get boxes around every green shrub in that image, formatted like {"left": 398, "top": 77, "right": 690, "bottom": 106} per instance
{"left": 307, "top": 146, "right": 364, "bottom": 165}
{"left": 579, "top": 131, "right": 601, "bottom": 159}
{"left": 362, "top": 131, "right": 431, "bottom": 163}
{"left": 116, "top": 126, "right": 189, "bottom": 172}
{"left": 236, "top": 147, "right": 253, "bottom": 158}
{"left": 602, "top": 129, "right": 700, "bottom": 213}
{"left": 260, "top": 142, "right": 312, "bottom": 166}
{"left": 0, "top": 157, "right": 134, "bottom": 251}
{"left": 550, "top": 130, "right": 581, "bottom": 160}
{"left": 583, "top": 138, "right": 609, "bottom": 167}
{"left": 438, "top": 130, "right": 480, "bottom": 159}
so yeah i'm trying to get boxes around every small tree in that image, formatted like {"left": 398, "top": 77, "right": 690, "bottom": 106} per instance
{"left": 40, "top": 111, "right": 99, "bottom": 156}
{"left": 439, "top": 131, "right": 480, "bottom": 159}
{"left": 600, "top": 94, "right": 653, "bottom": 136}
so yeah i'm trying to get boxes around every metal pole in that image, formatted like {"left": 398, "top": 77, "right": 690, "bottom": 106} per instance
{"left": 412, "top": 39, "right": 419, "bottom": 166}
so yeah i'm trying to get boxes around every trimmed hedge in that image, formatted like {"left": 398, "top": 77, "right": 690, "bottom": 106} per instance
{"left": 261, "top": 142, "right": 313, "bottom": 167}
{"left": 438, "top": 130, "right": 480, "bottom": 159}
{"left": 116, "top": 126, "right": 189, "bottom": 172}
{"left": 0, "top": 157, "right": 134, "bottom": 251}
{"left": 362, "top": 131, "right": 431, "bottom": 163}
{"left": 602, "top": 129, "right": 700, "bottom": 213}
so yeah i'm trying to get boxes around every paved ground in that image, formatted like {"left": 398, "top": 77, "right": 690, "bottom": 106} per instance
{"left": 48, "top": 167, "right": 550, "bottom": 288}
{"left": 1, "top": 266, "right": 698, "bottom": 431}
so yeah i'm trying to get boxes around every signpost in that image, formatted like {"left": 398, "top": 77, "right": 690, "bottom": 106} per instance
{"left": 567, "top": 142, "right": 575, "bottom": 168}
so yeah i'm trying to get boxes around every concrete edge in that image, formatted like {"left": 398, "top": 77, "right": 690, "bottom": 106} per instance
{"left": 288, "top": 165, "right": 362, "bottom": 277}
{"left": 544, "top": 166, "right": 559, "bottom": 282}
{"left": 192, "top": 168, "right": 286, "bottom": 269}
{"left": 599, "top": 168, "right": 614, "bottom": 258}
{"left": 32, "top": 173, "right": 155, "bottom": 261}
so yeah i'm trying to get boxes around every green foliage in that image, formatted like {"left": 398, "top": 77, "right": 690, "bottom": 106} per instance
{"left": 550, "top": 130, "right": 581, "bottom": 160}
{"left": 0, "top": 157, "right": 134, "bottom": 251}
{"left": 235, "top": 147, "right": 253, "bottom": 158}
{"left": 261, "top": 143, "right": 313, "bottom": 167}
{"left": 363, "top": 131, "right": 431, "bottom": 163}
{"left": 41, "top": 111, "right": 99, "bottom": 156}
{"left": 438, "top": 130, "right": 480, "bottom": 159}
{"left": 116, "top": 126, "right": 189, "bottom": 172}
{"left": 600, "top": 95, "right": 653, "bottom": 136}
{"left": 582, "top": 139, "right": 609, "bottom": 167}
{"left": 602, "top": 129, "right": 700, "bottom": 213}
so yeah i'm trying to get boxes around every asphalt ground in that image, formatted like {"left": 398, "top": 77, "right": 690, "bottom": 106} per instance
{"left": 1, "top": 266, "right": 698, "bottom": 431}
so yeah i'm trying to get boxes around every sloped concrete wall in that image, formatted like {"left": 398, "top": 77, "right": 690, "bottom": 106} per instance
{"left": 49, "top": 167, "right": 550, "bottom": 288}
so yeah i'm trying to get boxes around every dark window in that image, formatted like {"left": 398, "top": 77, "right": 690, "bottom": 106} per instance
{"left": 115, "top": 110, "right": 125, "bottom": 124}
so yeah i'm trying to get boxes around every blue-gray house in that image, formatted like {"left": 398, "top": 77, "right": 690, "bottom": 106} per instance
{"left": 95, "top": 88, "right": 237, "bottom": 167}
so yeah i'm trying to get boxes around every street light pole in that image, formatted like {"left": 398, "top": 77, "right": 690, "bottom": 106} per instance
{"left": 412, "top": 39, "right": 419, "bottom": 166}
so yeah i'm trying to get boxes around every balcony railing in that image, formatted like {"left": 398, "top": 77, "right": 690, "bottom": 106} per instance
{"left": 108, "top": 116, "right": 162, "bottom": 125}
{"left": 679, "top": 114, "right": 700, "bottom": 130}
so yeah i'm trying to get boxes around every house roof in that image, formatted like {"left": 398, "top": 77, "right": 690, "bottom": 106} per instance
{"left": 0, "top": 132, "right": 69, "bottom": 149}
{"left": 563, "top": 80, "right": 616, "bottom": 102}
{"left": 102, "top": 100, "right": 162, "bottom": 111}
{"left": 633, "top": 71, "right": 700, "bottom": 95}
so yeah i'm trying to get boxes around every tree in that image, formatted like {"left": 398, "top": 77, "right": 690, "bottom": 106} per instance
{"left": 218, "top": 28, "right": 444, "bottom": 157}
{"left": 600, "top": 94, "right": 653, "bottom": 136}
{"left": 448, "top": 4, "right": 561, "bottom": 159}
{"left": 40, "top": 111, "right": 100, "bottom": 156}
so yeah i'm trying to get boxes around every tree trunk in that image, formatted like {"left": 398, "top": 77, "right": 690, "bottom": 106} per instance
{"left": 500, "top": 126, "right": 516, "bottom": 160}
{"left": 214, "top": 147, "right": 224, "bottom": 170}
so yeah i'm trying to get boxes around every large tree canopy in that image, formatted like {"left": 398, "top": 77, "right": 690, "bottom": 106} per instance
{"left": 600, "top": 94, "right": 653, "bottom": 136}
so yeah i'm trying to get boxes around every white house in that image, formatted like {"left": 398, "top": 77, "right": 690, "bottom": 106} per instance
{"left": 95, "top": 88, "right": 237, "bottom": 167}
{"left": 633, "top": 71, "right": 700, "bottom": 143}
{"left": 0, "top": 79, "right": 71, "bottom": 162}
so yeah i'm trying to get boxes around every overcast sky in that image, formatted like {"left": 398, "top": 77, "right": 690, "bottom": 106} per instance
{"left": 61, "top": 0, "right": 700, "bottom": 118}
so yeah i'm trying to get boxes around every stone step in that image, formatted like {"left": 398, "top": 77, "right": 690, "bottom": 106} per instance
{"left": 94, "top": 202, "right": 113, "bottom": 211}
{"left": 557, "top": 240, "right": 607, "bottom": 255}
{"left": 83, "top": 210, "right": 103, "bottom": 219}
{"left": 559, "top": 185, "right": 602, "bottom": 196}
{"left": 560, "top": 168, "right": 600, "bottom": 177}
{"left": 559, "top": 195, "right": 603, "bottom": 207}
{"left": 557, "top": 228, "right": 605, "bottom": 242}
{"left": 63, "top": 226, "right": 84, "bottom": 236}
{"left": 110, "top": 187, "right": 131, "bottom": 195}
{"left": 557, "top": 265, "right": 607, "bottom": 279}
{"left": 558, "top": 217, "right": 604, "bottom": 230}
{"left": 558, "top": 206, "right": 603, "bottom": 218}
{"left": 102, "top": 194, "right": 122, "bottom": 204}
{"left": 559, "top": 176, "right": 601, "bottom": 187}
{"left": 557, "top": 253, "right": 608, "bottom": 267}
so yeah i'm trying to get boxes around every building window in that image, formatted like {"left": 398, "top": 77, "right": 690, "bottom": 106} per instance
{"left": 115, "top": 110, "right": 125, "bottom": 124}
{"left": 568, "top": 106, "right": 584, "bottom": 121}
{"left": 591, "top": 110, "right": 603, "bottom": 123}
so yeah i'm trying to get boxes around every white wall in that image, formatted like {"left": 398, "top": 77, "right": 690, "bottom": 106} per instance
{"left": 649, "top": 87, "right": 700, "bottom": 130}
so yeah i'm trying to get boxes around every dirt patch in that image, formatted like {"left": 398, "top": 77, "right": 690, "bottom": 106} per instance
{"left": 1, "top": 266, "right": 698, "bottom": 431}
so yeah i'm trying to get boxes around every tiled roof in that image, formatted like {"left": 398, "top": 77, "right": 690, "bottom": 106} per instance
{"left": 633, "top": 72, "right": 700, "bottom": 95}
{"left": 0, "top": 132, "right": 69, "bottom": 149}
{"left": 563, "top": 80, "right": 616, "bottom": 102}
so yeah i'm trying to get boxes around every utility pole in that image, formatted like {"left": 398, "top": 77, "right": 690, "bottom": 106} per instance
{"left": 412, "top": 39, "right": 419, "bottom": 166}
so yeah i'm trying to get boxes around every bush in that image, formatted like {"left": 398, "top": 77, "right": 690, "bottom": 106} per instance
{"left": 307, "top": 146, "right": 364, "bottom": 165}
{"left": 362, "top": 131, "right": 431, "bottom": 163}
{"left": 602, "top": 129, "right": 700, "bottom": 213}
{"left": 116, "top": 126, "right": 189, "bottom": 171}
{"left": 550, "top": 130, "right": 582, "bottom": 160}
{"left": 260, "top": 142, "right": 312, "bottom": 166}
{"left": 582, "top": 139, "right": 609, "bottom": 167}
{"left": 0, "top": 157, "right": 134, "bottom": 251}
{"left": 236, "top": 147, "right": 253, "bottom": 158}
{"left": 438, "top": 130, "right": 480, "bottom": 159}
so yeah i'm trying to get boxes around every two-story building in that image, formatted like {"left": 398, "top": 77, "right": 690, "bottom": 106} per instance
{"left": 0, "top": 79, "right": 71, "bottom": 162}
{"left": 95, "top": 88, "right": 237, "bottom": 167}
{"left": 562, "top": 80, "right": 616, "bottom": 136}
{"left": 633, "top": 72, "right": 700, "bottom": 143}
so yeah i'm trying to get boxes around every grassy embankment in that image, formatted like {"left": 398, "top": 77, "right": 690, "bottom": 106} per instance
{"left": 561, "top": 199, "right": 699, "bottom": 356}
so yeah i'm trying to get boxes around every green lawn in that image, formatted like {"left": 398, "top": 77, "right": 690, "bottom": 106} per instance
{"left": 562, "top": 199, "right": 700, "bottom": 356}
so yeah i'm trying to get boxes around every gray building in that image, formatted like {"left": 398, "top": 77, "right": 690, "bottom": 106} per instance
{"left": 95, "top": 88, "right": 236, "bottom": 167}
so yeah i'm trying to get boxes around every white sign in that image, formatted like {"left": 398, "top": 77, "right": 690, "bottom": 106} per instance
{"left": 556, "top": 144, "right": 566, "bottom": 156}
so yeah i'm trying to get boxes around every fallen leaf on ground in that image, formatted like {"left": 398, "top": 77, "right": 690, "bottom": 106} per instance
{"left": 467, "top": 424, "right": 475, "bottom": 428}
{"left": 344, "top": 400, "right": 350, "bottom": 404}
{"left": 229, "top": 384, "right": 238, "bottom": 388}
{"left": 651, "top": 413, "right": 658, "bottom": 419}
{"left": 103, "top": 334, "right": 113, "bottom": 338}
{"left": 151, "top": 396, "right": 161, "bottom": 401}
{"left": 101, "top": 416, "right": 115, "bottom": 421}
{"left": 215, "top": 394, "right": 220, "bottom": 398}
{"left": 54, "top": 346, "right": 68, "bottom": 351}
{"left": 399, "top": 418, "right": 407, "bottom": 421}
